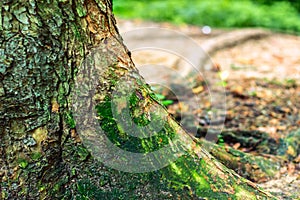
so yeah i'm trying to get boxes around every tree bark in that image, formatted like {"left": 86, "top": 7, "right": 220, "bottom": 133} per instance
{"left": 0, "top": 0, "right": 275, "bottom": 199}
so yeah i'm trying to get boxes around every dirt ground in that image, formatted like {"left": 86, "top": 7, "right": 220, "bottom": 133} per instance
{"left": 213, "top": 32, "right": 300, "bottom": 200}
{"left": 117, "top": 19, "right": 300, "bottom": 199}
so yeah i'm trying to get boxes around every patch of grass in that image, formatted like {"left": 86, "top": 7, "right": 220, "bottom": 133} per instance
{"left": 113, "top": 0, "right": 300, "bottom": 34}
{"left": 263, "top": 78, "right": 297, "bottom": 88}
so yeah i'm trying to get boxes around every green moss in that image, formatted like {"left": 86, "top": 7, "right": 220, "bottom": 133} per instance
{"left": 58, "top": 83, "right": 67, "bottom": 106}
{"left": 71, "top": 24, "right": 81, "bottom": 40}
{"left": 75, "top": 2, "right": 87, "bottom": 17}
{"left": 65, "top": 112, "right": 76, "bottom": 128}
{"left": 71, "top": 168, "right": 76, "bottom": 176}
{"left": 53, "top": 183, "right": 60, "bottom": 193}
{"left": 49, "top": 175, "right": 70, "bottom": 197}
{"left": 278, "top": 129, "right": 300, "bottom": 159}
{"left": 0, "top": 1, "right": 2, "bottom": 31}
{"left": 234, "top": 184, "right": 257, "bottom": 199}
{"left": 75, "top": 178, "right": 132, "bottom": 199}
{"left": 39, "top": 185, "right": 46, "bottom": 192}
{"left": 2, "top": 190, "right": 8, "bottom": 199}
{"left": 76, "top": 179, "right": 98, "bottom": 199}
{"left": 77, "top": 146, "right": 90, "bottom": 161}
{"left": 129, "top": 91, "right": 139, "bottom": 107}
{"left": 191, "top": 170, "right": 209, "bottom": 188}
{"left": 61, "top": 102, "right": 274, "bottom": 199}
{"left": 10, "top": 120, "right": 26, "bottom": 138}
{"left": 18, "top": 158, "right": 28, "bottom": 169}
{"left": 95, "top": 96, "right": 176, "bottom": 153}
{"left": 162, "top": 153, "right": 226, "bottom": 198}
{"left": 30, "top": 152, "right": 42, "bottom": 161}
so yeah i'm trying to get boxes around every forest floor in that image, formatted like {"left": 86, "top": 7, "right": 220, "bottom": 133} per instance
{"left": 117, "top": 19, "right": 300, "bottom": 199}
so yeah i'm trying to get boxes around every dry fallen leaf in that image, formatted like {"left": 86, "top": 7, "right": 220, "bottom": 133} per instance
{"left": 287, "top": 163, "right": 295, "bottom": 175}
{"left": 192, "top": 86, "right": 204, "bottom": 94}
{"left": 232, "top": 143, "right": 241, "bottom": 150}
{"left": 231, "top": 85, "right": 244, "bottom": 95}
{"left": 236, "top": 57, "right": 254, "bottom": 65}
{"left": 287, "top": 146, "right": 297, "bottom": 157}
{"left": 294, "top": 154, "right": 300, "bottom": 163}
{"left": 178, "top": 102, "right": 189, "bottom": 112}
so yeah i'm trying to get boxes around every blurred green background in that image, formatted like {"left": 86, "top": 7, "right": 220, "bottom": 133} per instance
{"left": 113, "top": 0, "right": 300, "bottom": 34}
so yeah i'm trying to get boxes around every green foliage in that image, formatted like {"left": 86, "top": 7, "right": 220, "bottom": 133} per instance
{"left": 113, "top": 0, "right": 300, "bottom": 34}
{"left": 161, "top": 99, "right": 174, "bottom": 106}
{"left": 255, "top": 0, "right": 300, "bottom": 12}
{"left": 154, "top": 93, "right": 174, "bottom": 106}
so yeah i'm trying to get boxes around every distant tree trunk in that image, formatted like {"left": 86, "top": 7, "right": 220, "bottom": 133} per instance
{"left": 0, "top": 0, "right": 275, "bottom": 199}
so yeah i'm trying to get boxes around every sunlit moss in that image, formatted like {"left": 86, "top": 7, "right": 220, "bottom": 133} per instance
{"left": 18, "top": 158, "right": 28, "bottom": 169}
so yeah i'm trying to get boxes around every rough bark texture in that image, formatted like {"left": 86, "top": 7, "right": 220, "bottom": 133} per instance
{"left": 0, "top": 0, "right": 276, "bottom": 199}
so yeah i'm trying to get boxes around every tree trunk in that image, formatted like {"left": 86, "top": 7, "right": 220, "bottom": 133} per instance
{"left": 0, "top": 0, "right": 275, "bottom": 199}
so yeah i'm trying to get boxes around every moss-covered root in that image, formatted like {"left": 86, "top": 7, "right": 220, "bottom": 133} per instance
{"left": 274, "top": 129, "right": 300, "bottom": 161}
{"left": 199, "top": 138, "right": 282, "bottom": 183}
{"left": 204, "top": 129, "right": 300, "bottom": 161}
{"left": 66, "top": 124, "right": 276, "bottom": 199}
{"left": 86, "top": 97, "right": 276, "bottom": 199}
{"left": 163, "top": 132, "right": 276, "bottom": 199}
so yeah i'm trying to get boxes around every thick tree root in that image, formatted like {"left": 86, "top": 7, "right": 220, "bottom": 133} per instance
{"left": 196, "top": 128, "right": 300, "bottom": 183}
